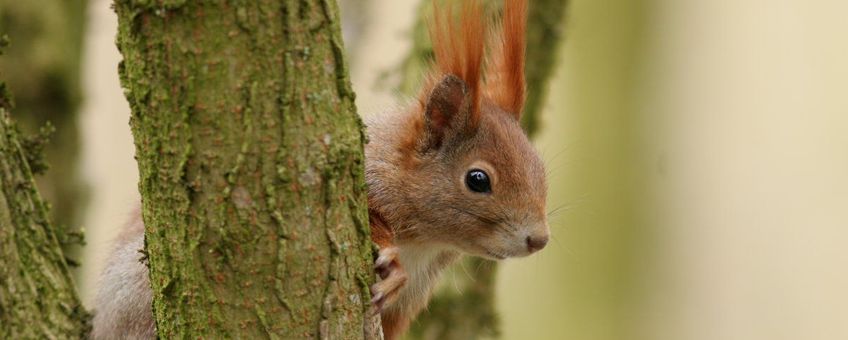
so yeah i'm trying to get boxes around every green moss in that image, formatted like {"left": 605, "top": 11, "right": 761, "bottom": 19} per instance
{"left": 522, "top": 0, "right": 569, "bottom": 136}
{"left": 0, "top": 76, "right": 90, "bottom": 338}
{"left": 17, "top": 122, "right": 53, "bottom": 178}
{"left": 115, "top": 0, "right": 377, "bottom": 338}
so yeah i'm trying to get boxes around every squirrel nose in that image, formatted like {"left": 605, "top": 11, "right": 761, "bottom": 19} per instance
{"left": 526, "top": 235, "right": 549, "bottom": 253}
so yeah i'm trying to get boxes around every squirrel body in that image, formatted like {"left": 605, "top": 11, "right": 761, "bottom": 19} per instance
{"left": 92, "top": 0, "right": 545, "bottom": 339}
{"left": 91, "top": 208, "right": 155, "bottom": 340}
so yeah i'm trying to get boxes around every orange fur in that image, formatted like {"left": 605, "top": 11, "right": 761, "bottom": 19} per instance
{"left": 487, "top": 0, "right": 528, "bottom": 118}
{"left": 424, "top": 0, "right": 528, "bottom": 121}
{"left": 368, "top": 205, "right": 394, "bottom": 249}
{"left": 367, "top": 4, "right": 542, "bottom": 339}
{"left": 426, "top": 0, "right": 485, "bottom": 123}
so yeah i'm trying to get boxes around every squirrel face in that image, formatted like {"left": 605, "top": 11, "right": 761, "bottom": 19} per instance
{"left": 434, "top": 112, "right": 547, "bottom": 259}
{"left": 366, "top": 0, "right": 545, "bottom": 260}
{"left": 385, "top": 74, "right": 549, "bottom": 259}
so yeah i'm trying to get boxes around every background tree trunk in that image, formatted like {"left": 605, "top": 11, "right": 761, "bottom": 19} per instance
{"left": 338, "top": 0, "right": 373, "bottom": 61}
{"left": 398, "top": 1, "right": 569, "bottom": 338}
{"left": 521, "top": 0, "right": 569, "bottom": 136}
{"left": 0, "top": 0, "right": 89, "bottom": 261}
{"left": 0, "top": 52, "right": 90, "bottom": 339}
{"left": 114, "top": 0, "right": 380, "bottom": 338}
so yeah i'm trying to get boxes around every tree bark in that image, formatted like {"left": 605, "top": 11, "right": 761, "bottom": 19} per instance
{"left": 114, "top": 0, "right": 380, "bottom": 338}
{"left": 522, "top": 0, "right": 569, "bottom": 136}
{"left": 0, "top": 58, "right": 90, "bottom": 339}
{"left": 399, "top": 1, "right": 569, "bottom": 339}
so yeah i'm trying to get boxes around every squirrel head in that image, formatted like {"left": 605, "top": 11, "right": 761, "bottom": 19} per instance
{"left": 410, "top": 74, "right": 548, "bottom": 259}
{"left": 367, "top": 0, "right": 548, "bottom": 259}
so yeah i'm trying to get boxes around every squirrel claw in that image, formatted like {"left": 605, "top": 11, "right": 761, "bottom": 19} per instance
{"left": 371, "top": 246, "right": 406, "bottom": 312}
{"left": 374, "top": 246, "right": 399, "bottom": 279}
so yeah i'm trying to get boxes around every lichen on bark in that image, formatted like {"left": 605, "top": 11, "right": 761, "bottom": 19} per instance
{"left": 0, "top": 41, "right": 90, "bottom": 338}
{"left": 114, "top": 0, "right": 379, "bottom": 338}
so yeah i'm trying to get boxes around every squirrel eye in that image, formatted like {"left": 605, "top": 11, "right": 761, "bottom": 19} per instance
{"left": 465, "top": 169, "right": 491, "bottom": 193}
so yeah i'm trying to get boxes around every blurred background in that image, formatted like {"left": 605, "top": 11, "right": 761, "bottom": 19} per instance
{"left": 1, "top": 0, "right": 846, "bottom": 339}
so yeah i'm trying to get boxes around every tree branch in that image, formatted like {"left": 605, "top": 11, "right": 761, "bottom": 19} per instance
{"left": 0, "top": 41, "right": 90, "bottom": 338}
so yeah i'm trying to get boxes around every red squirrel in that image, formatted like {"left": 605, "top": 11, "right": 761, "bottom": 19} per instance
{"left": 367, "top": 0, "right": 547, "bottom": 338}
{"left": 92, "top": 0, "right": 547, "bottom": 339}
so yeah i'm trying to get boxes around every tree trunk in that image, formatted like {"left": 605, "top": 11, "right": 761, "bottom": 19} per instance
{"left": 399, "top": 1, "right": 569, "bottom": 339}
{"left": 550, "top": 0, "right": 647, "bottom": 338}
{"left": 0, "top": 0, "right": 89, "bottom": 256}
{"left": 0, "top": 61, "right": 89, "bottom": 339}
{"left": 522, "top": 0, "right": 569, "bottom": 136}
{"left": 114, "top": 0, "right": 380, "bottom": 338}
{"left": 338, "top": 0, "right": 373, "bottom": 60}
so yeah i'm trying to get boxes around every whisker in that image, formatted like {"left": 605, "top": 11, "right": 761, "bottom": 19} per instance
{"left": 487, "top": 201, "right": 540, "bottom": 233}
{"left": 457, "top": 260, "right": 475, "bottom": 287}
{"left": 392, "top": 225, "right": 422, "bottom": 238}
{"left": 491, "top": 205, "right": 520, "bottom": 233}
{"left": 474, "top": 258, "right": 487, "bottom": 274}
{"left": 547, "top": 195, "right": 589, "bottom": 216}
{"left": 546, "top": 203, "right": 569, "bottom": 215}
{"left": 541, "top": 144, "right": 573, "bottom": 168}
{"left": 547, "top": 220, "right": 571, "bottom": 230}
{"left": 448, "top": 206, "right": 516, "bottom": 234}
{"left": 546, "top": 203, "right": 576, "bottom": 218}
{"left": 549, "top": 233, "right": 575, "bottom": 257}
{"left": 544, "top": 161, "right": 574, "bottom": 180}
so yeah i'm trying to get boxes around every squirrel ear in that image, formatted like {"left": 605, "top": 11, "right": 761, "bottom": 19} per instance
{"left": 422, "top": 75, "right": 476, "bottom": 150}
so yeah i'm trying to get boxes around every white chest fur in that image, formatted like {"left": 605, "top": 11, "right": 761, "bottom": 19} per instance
{"left": 390, "top": 244, "right": 458, "bottom": 315}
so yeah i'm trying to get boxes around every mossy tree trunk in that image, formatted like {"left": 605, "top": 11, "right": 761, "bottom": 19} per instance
{"left": 0, "top": 65, "right": 89, "bottom": 339}
{"left": 400, "top": 1, "right": 569, "bottom": 339}
{"left": 0, "top": 0, "right": 89, "bottom": 256}
{"left": 114, "top": 0, "right": 380, "bottom": 338}
{"left": 522, "top": 0, "right": 569, "bottom": 136}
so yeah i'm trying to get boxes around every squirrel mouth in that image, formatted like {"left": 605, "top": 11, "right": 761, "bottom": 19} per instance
{"left": 485, "top": 250, "right": 508, "bottom": 260}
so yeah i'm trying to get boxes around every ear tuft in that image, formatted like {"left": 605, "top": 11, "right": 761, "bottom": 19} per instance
{"left": 486, "top": 0, "right": 527, "bottom": 119}
{"left": 428, "top": 0, "right": 485, "bottom": 117}
{"left": 423, "top": 75, "right": 472, "bottom": 150}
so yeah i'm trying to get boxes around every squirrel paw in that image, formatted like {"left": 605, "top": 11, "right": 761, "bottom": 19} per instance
{"left": 371, "top": 246, "right": 407, "bottom": 313}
